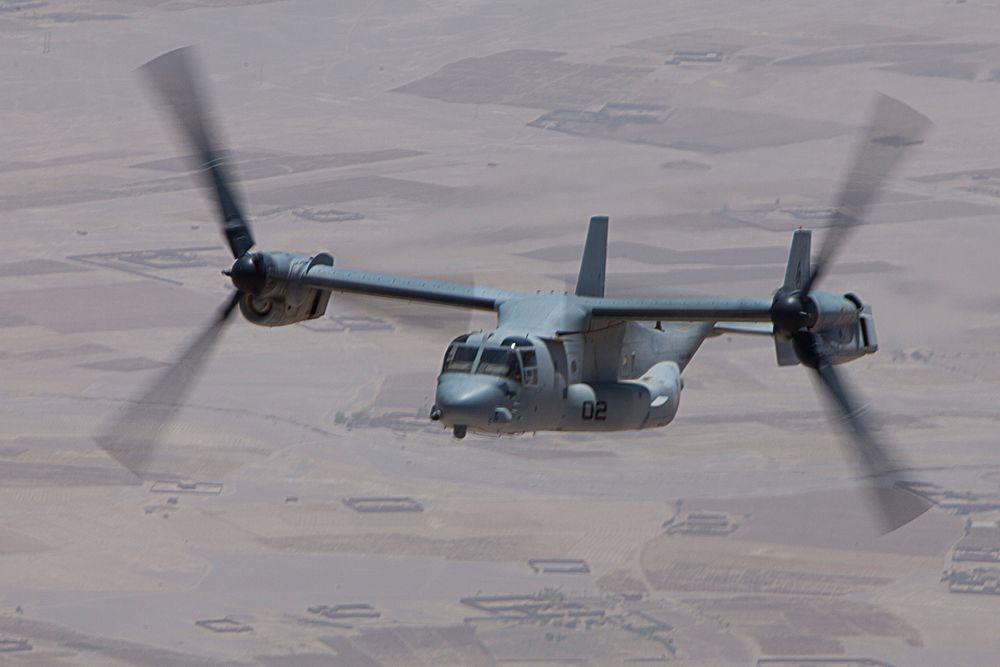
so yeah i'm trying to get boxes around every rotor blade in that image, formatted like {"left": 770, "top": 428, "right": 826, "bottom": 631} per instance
{"left": 802, "top": 94, "right": 931, "bottom": 295}
{"left": 812, "top": 361, "right": 932, "bottom": 533}
{"left": 96, "top": 292, "right": 241, "bottom": 479}
{"left": 139, "top": 47, "right": 255, "bottom": 258}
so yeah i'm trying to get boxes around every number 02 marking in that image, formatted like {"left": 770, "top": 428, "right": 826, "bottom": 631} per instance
{"left": 582, "top": 400, "right": 607, "bottom": 421}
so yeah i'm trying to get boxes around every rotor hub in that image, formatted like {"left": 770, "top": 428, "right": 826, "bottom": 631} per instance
{"left": 771, "top": 290, "right": 811, "bottom": 336}
{"left": 227, "top": 252, "right": 268, "bottom": 295}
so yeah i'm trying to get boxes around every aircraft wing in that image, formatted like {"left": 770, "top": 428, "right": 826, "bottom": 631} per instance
{"left": 585, "top": 297, "right": 773, "bottom": 322}
{"left": 300, "top": 265, "right": 519, "bottom": 311}
{"left": 300, "top": 268, "right": 774, "bottom": 322}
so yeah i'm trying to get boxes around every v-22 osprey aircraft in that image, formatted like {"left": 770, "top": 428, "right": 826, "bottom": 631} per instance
{"left": 103, "top": 47, "right": 935, "bottom": 532}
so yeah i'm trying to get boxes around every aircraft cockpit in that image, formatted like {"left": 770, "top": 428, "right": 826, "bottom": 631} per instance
{"left": 441, "top": 334, "right": 538, "bottom": 384}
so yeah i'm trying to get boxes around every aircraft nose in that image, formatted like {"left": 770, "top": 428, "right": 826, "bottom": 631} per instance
{"left": 433, "top": 376, "right": 508, "bottom": 427}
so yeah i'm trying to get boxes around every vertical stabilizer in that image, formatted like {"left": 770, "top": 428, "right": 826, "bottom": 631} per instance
{"left": 783, "top": 228, "right": 811, "bottom": 291}
{"left": 776, "top": 228, "right": 812, "bottom": 366}
{"left": 575, "top": 215, "right": 609, "bottom": 297}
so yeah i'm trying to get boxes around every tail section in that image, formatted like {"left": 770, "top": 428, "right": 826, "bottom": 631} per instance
{"left": 576, "top": 215, "right": 609, "bottom": 297}
{"left": 782, "top": 228, "right": 811, "bottom": 291}
{"left": 776, "top": 229, "right": 812, "bottom": 366}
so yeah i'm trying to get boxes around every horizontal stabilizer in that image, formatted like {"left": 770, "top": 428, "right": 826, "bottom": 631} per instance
{"left": 713, "top": 322, "right": 774, "bottom": 337}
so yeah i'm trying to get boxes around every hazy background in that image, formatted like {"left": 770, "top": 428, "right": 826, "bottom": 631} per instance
{"left": 0, "top": 1, "right": 998, "bottom": 665}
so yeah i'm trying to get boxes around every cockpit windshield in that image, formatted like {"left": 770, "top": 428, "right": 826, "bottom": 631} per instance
{"left": 442, "top": 344, "right": 478, "bottom": 373}
{"left": 476, "top": 348, "right": 521, "bottom": 382}
{"left": 441, "top": 334, "right": 535, "bottom": 383}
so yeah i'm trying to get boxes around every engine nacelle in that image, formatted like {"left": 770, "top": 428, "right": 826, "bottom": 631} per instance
{"left": 812, "top": 295, "right": 878, "bottom": 364}
{"left": 806, "top": 291, "right": 863, "bottom": 330}
{"left": 237, "top": 252, "right": 334, "bottom": 327}
{"left": 776, "top": 292, "right": 878, "bottom": 367}
{"left": 239, "top": 289, "right": 331, "bottom": 327}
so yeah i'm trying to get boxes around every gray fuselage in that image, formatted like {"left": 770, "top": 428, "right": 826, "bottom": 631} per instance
{"left": 430, "top": 293, "right": 711, "bottom": 435}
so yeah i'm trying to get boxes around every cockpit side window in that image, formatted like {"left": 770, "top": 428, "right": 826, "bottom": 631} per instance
{"left": 519, "top": 349, "right": 538, "bottom": 385}
{"left": 476, "top": 348, "right": 521, "bottom": 382}
{"left": 442, "top": 344, "right": 478, "bottom": 373}
{"left": 500, "top": 337, "right": 534, "bottom": 383}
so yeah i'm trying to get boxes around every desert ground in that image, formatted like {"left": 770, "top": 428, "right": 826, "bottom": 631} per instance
{"left": 0, "top": 0, "right": 999, "bottom": 665}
